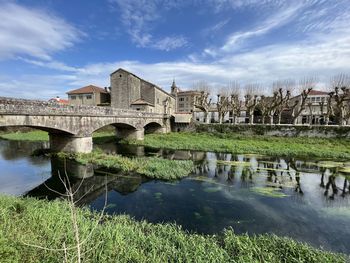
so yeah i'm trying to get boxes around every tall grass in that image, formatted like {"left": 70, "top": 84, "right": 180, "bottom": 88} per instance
{"left": 57, "top": 149, "right": 194, "bottom": 180}
{"left": 0, "top": 195, "right": 346, "bottom": 263}
{"left": 126, "top": 132, "right": 350, "bottom": 159}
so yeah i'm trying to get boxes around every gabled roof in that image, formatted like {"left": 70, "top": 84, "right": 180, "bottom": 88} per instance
{"left": 130, "top": 98, "right": 155, "bottom": 106}
{"left": 111, "top": 68, "right": 174, "bottom": 98}
{"left": 66, "top": 85, "right": 108, "bottom": 95}
{"left": 308, "top": 90, "right": 329, "bottom": 96}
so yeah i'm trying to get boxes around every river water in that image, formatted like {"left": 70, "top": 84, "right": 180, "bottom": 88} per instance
{"left": 1, "top": 139, "right": 350, "bottom": 254}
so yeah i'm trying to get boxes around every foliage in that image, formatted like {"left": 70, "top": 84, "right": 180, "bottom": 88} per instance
{"left": 56, "top": 149, "right": 194, "bottom": 180}
{"left": 0, "top": 195, "right": 346, "bottom": 263}
{"left": 126, "top": 132, "right": 350, "bottom": 159}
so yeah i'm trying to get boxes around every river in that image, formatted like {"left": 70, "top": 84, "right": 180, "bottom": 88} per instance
{"left": 0, "top": 139, "right": 350, "bottom": 254}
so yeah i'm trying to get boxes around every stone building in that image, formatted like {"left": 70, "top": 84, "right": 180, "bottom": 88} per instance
{"left": 170, "top": 80, "right": 201, "bottom": 113}
{"left": 67, "top": 85, "right": 110, "bottom": 106}
{"left": 110, "top": 68, "right": 175, "bottom": 114}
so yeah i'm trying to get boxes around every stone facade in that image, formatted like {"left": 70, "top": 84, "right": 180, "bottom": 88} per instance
{"left": 110, "top": 68, "right": 175, "bottom": 114}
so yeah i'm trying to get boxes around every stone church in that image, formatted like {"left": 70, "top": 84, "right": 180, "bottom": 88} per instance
{"left": 110, "top": 68, "right": 175, "bottom": 114}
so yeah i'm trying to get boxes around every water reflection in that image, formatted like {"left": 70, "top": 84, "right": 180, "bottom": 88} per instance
{"left": 0, "top": 139, "right": 350, "bottom": 254}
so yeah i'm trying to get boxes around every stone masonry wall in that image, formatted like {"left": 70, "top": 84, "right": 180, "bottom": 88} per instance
{"left": 0, "top": 97, "right": 163, "bottom": 117}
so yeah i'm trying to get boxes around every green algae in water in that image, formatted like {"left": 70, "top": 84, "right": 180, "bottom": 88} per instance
{"left": 203, "top": 186, "right": 222, "bottom": 193}
{"left": 154, "top": 192, "right": 163, "bottom": 199}
{"left": 317, "top": 161, "right": 344, "bottom": 168}
{"left": 251, "top": 187, "right": 289, "bottom": 198}
{"left": 217, "top": 160, "right": 252, "bottom": 167}
{"left": 194, "top": 212, "right": 202, "bottom": 219}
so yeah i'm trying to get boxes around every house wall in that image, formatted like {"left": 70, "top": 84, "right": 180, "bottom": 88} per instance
{"left": 110, "top": 70, "right": 141, "bottom": 108}
{"left": 154, "top": 88, "right": 175, "bottom": 114}
{"left": 68, "top": 93, "right": 95, "bottom": 106}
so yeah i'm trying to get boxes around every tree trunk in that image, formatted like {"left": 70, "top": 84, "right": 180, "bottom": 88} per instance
{"left": 277, "top": 113, "right": 282, "bottom": 125}
{"left": 249, "top": 114, "right": 254, "bottom": 124}
{"left": 204, "top": 112, "right": 210, "bottom": 124}
{"left": 293, "top": 117, "right": 298, "bottom": 125}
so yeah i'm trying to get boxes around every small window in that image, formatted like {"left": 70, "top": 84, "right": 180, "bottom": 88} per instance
{"left": 179, "top": 97, "right": 184, "bottom": 101}
{"left": 179, "top": 103, "right": 184, "bottom": 107}
{"left": 86, "top": 95, "right": 92, "bottom": 99}
{"left": 119, "top": 74, "right": 122, "bottom": 78}
{"left": 71, "top": 95, "right": 76, "bottom": 100}
{"left": 136, "top": 108, "right": 141, "bottom": 111}
{"left": 186, "top": 97, "right": 189, "bottom": 101}
{"left": 157, "top": 98, "right": 160, "bottom": 104}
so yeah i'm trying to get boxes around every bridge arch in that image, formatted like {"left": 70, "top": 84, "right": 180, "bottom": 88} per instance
{"left": 92, "top": 122, "right": 143, "bottom": 141}
{"left": 144, "top": 121, "right": 164, "bottom": 134}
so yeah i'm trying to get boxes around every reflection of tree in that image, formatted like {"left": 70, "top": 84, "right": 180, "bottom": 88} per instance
{"left": 295, "top": 172, "right": 303, "bottom": 195}
{"left": 324, "top": 175, "right": 338, "bottom": 200}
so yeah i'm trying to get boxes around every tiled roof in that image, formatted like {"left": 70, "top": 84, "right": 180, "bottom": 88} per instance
{"left": 66, "top": 85, "right": 108, "bottom": 94}
{"left": 308, "top": 90, "right": 329, "bottom": 96}
{"left": 49, "top": 98, "right": 69, "bottom": 104}
{"left": 130, "top": 98, "right": 154, "bottom": 106}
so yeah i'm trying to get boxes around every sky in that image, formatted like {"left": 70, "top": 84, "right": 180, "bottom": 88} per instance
{"left": 0, "top": 0, "right": 350, "bottom": 99}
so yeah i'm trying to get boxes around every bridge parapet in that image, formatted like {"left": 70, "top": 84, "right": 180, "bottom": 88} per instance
{"left": 0, "top": 97, "right": 167, "bottom": 118}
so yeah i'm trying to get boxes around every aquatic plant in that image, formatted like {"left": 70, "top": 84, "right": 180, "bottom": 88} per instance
{"left": 251, "top": 187, "right": 289, "bottom": 198}
{"left": 56, "top": 149, "right": 194, "bottom": 180}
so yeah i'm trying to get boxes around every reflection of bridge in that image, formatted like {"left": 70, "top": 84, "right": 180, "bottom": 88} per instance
{"left": 25, "top": 158, "right": 143, "bottom": 205}
{"left": 0, "top": 97, "right": 171, "bottom": 153}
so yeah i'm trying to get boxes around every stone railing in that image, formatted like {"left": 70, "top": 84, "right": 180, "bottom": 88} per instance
{"left": 0, "top": 97, "right": 165, "bottom": 117}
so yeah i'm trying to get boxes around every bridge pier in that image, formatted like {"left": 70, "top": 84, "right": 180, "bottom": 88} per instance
{"left": 49, "top": 134, "right": 93, "bottom": 153}
{"left": 116, "top": 128, "right": 144, "bottom": 141}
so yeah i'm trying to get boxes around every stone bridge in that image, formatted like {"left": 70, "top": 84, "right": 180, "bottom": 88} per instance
{"left": 0, "top": 97, "right": 171, "bottom": 153}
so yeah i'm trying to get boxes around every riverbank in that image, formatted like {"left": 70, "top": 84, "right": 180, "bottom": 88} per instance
{"left": 56, "top": 149, "right": 194, "bottom": 180}
{"left": 2, "top": 130, "right": 350, "bottom": 159}
{"left": 126, "top": 132, "right": 350, "bottom": 159}
{"left": 0, "top": 195, "right": 346, "bottom": 263}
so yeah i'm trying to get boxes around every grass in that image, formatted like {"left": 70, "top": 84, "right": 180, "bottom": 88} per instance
{"left": 0, "top": 130, "right": 116, "bottom": 144}
{"left": 0, "top": 130, "right": 49, "bottom": 141}
{"left": 0, "top": 195, "right": 347, "bottom": 263}
{"left": 125, "top": 132, "right": 350, "bottom": 159}
{"left": 56, "top": 149, "right": 194, "bottom": 180}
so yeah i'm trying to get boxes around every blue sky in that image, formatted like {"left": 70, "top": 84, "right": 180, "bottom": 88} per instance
{"left": 0, "top": 0, "right": 350, "bottom": 99}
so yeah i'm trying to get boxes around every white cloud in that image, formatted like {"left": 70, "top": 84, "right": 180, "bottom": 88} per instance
{"left": 0, "top": 2, "right": 82, "bottom": 60}
{"left": 110, "top": 0, "right": 187, "bottom": 51}
{"left": 221, "top": 2, "right": 305, "bottom": 51}
{"left": 152, "top": 36, "right": 188, "bottom": 51}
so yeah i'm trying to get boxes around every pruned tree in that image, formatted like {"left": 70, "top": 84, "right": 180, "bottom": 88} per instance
{"left": 319, "top": 94, "right": 334, "bottom": 125}
{"left": 227, "top": 81, "right": 242, "bottom": 124}
{"left": 258, "top": 94, "right": 274, "bottom": 124}
{"left": 244, "top": 83, "right": 260, "bottom": 124}
{"left": 289, "top": 77, "right": 316, "bottom": 125}
{"left": 216, "top": 87, "right": 230, "bottom": 124}
{"left": 193, "top": 81, "right": 212, "bottom": 124}
{"left": 330, "top": 74, "right": 350, "bottom": 126}
{"left": 307, "top": 101, "right": 313, "bottom": 124}
{"left": 273, "top": 80, "right": 293, "bottom": 125}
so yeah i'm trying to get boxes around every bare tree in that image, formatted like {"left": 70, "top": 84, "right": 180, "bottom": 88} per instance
{"left": 193, "top": 81, "right": 212, "bottom": 124}
{"left": 273, "top": 80, "right": 293, "bottom": 124}
{"left": 330, "top": 74, "right": 350, "bottom": 125}
{"left": 227, "top": 81, "right": 242, "bottom": 124}
{"left": 216, "top": 86, "right": 230, "bottom": 124}
{"left": 244, "top": 84, "right": 260, "bottom": 124}
{"left": 289, "top": 77, "right": 316, "bottom": 125}
{"left": 319, "top": 94, "right": 334, "bottom": 125}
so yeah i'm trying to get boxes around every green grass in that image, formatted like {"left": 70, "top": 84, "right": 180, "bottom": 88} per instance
{"left": 0, "top": 130, "right": 116, "bottom": 144}
{"left": 57, "top": 149, "right": 194, "bottom": 180}
{"left": 126, "top": 132, "right": 350, "bottom": 159}
{"left": 0, "top": 195, "right": 346, "bottom": 263}
{"left": 0, "top": 130, "right": 49, "bottom": 141}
